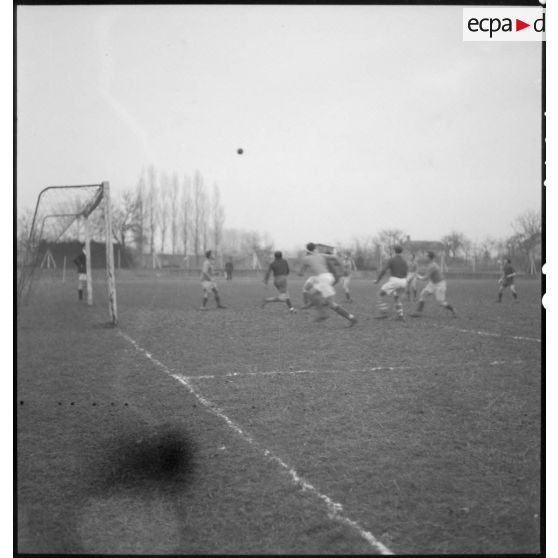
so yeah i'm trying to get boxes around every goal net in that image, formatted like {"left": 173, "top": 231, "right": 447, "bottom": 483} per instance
{"left": 17, "top": 182, "right": 118, "bottom": 325}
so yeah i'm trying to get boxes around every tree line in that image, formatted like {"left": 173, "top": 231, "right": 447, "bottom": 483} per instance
{"left": 339, "top": 209, "right": 541, "bottom": 275}
{"left": 17, "top": 166, "right": 275, "bottom": 268}
{"left": 17, "top": 173, "right": 541, "bottom": 274}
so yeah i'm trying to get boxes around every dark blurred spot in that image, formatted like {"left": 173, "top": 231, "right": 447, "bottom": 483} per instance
{"left": 91, "top": 424, "right": 195, "bottom": 492}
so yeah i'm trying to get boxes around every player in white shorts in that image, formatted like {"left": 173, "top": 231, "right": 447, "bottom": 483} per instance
{"left": 406, "top": 254, "right": 418, "bottom": 302}
{"left": 410, "top": 251, "right": 456, "bottom": 317}
{"left": 374, "top": 245, "right": 408, "bottom": 321}
{"left": 340, "top": 252, "right": 357, "bottom": 303}
{"left": 200, "top": 250, "right": 227, "bottom": 310}
{"left": 298, "top": 243, "right": 357, "bottom": 326}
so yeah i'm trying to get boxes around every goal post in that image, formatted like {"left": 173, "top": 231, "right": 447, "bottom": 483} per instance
{"left": 102, "top": 181, "right": 118, "bottom": 325}
{"left": 17, "top": 182, "right": 118, "bottom": 325}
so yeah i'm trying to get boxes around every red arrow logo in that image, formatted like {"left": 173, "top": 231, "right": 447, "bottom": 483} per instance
{"left": 516, "top": 19, "right": 530, "bottom": 31}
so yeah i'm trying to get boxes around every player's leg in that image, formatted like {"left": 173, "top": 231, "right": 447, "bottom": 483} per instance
{"left": 326, "top": 298, "right": 358, "bottom": 326}
{"left": 435, "top": 282, "right": 456, "bottom": 316}
{"left": 212, "top": 286, "right": 227, "bottom": 309}
{"left": 410, "top": 284, "right": 432, "bottom": 316}
{"left": 510, "top": 284, "right": 519, "bottom": 301}
{"left": 393, "top": 288, "right": 405, "bottom": 320}
{"left": 78, "top": 274, "right": 86, "bottom": 301}
{"left": 405, "top": 274, "right": 412, "bottom": 301}
{"left": 410, "top": 277, "right": 418, "bottom": 301}
{"left": 200, "top": 282, "right": 210, "bottom": 309}
{"left": 374, "top": 282, "right": 390, "bottom": 319}
{"left": 497, "top": 283, "right": 505, "bottom": 302}
{"left": 302, "top": 277, "right": 317, "bottom": 309}
{"left": 342, "top": 276, "right": 352, "bottom": 302}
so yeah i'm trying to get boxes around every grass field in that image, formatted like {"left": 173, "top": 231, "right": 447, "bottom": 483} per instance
{"left": 17, "top": 272, "right": 542, "bottom": 554}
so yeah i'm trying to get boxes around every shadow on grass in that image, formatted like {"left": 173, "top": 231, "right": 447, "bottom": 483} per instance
{"left": 89, "top": 423, "right": 196, "bottom": 492}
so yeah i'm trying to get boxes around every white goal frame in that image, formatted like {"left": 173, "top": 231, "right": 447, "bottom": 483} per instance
{"left": 18, "top": 181, "right": 118, "bottom": 326}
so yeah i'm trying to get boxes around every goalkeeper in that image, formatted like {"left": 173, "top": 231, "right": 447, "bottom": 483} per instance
{"left": 73, "top": 245, "right": 87, "bottom": 301}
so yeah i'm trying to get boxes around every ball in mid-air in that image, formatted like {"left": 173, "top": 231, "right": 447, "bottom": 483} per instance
{"left": 237, "top": 148, "right": 243, "bottom": 155}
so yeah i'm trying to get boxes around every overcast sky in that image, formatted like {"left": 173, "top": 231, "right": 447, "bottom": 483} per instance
{"left": 16, "top": 4, "right": 542, "bottom": 251}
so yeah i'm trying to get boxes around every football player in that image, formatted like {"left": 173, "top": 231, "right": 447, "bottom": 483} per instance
{"left": 410, "top": 251, "right": 457, "bottom": 318}
{"left": 200, "top": 250, "right": 227, "bottom": 310}
{"left": 497, "top": 258, "right": 519, "bottom": 302}
{"left": 262, "top": 251, "right": 296, "bottom": 313}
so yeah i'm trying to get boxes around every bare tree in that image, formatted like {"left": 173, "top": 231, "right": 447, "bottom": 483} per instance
{"left": 170, "top": 172, "right": 180, "bottom": 255}
{"left": 211, "top": 183, "right": 225, "bottom": 263}
{"left": 145, "top": 165, "right": 159, "bottom": 266}
{"left": 191, "top": 170, "right": 208, "bottom": 265}
{"left": 441, "top": 231, "right": 468, "bottom": 258}
{"left": 158, "top": 170, "right": 171, "bottom": 254}
{"left": 509, "top": 209, "right": 541, "bottom": 274}
{"left": 133, "top": 172, "right": 147, "bottom": 257}
{"left": 376, "top": 229, "right": 407, "bottom": 256}
{"left": 180, "top": 174, "right": 191, "bottom": 259}
{"left": 111, "top": 190, "right": 139, "bottom": 251}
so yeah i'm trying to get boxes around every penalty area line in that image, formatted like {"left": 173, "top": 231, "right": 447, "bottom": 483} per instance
{"left": 432, "top": 324, "right": 541, "bottom": 343}
{"left": 117, "top": 330, "right": 393, "bottom": 555}
{"left": 184, "top": 360, "right": 533, "bottom": 381}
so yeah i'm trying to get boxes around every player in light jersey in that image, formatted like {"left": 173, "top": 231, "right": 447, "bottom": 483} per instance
{"left": 200, "top": 250, "right": 227, "bottom": 310}
{"left": 298, "top": 243, "right": 357, "bottom": 326}
{"left": 262, "top": 251, "right": 296, "bottom": 313}
{"left": 406, "top": 253, "right": 418, "bottom": 302}
{"left": 410, "top": 251, "right": 456, "bottom": 317}
{"left": 497, "top": 258, "right": 519, "bottom": 303}
{"left": 373, "top": 245, "right": 408, "bottom": 321}
{"left": 340, "top": 252, "right": 357, "bottom": 303}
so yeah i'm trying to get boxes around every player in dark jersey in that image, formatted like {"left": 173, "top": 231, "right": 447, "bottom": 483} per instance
{"left": 374, "top": 245, "right": 408, "bottom": 321}
{"left": 497, "top": 258, "right": 519, "bottom": 302}
{"left": 73, "top": 246, "right": 87, "bottom": 301}
{"left": 262, "top": 251, "right": 296, "bottom": 313}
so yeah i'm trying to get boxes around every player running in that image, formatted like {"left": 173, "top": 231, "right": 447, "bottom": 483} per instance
{"left": 410, "top": 251, "right": 457, "bottom": 318}
{"left": 406, "top": 253, "right": 418, "bottom": 302}
{"left": 298, "top": 243, "right": 357, "bottom": 326}
{"left": 262, "top": 251, "right": 297, "bottom": 313}
{"left": 497, "top": 258, "right": 519, "bottom": 303}
{"left": 340, "top": 251, "right": 357, "bottom": 303}
{"left": 200, "top": 250, "right": 227, "bottom": 310}
{"left": 373, "top": 245, "right": 408, "bottom": 321}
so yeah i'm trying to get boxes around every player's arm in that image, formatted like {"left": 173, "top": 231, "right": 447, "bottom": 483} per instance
{"left": 374, "top": 262, "right": 389, "bottom": 284}
{"left": 263, "top": 265, "right": 272, "bottom": 284}
{"left": 201, "top": 262, "right": 212, "bottom": 282}
{"left": 505, "top": 271, "right": 516, "bottom": 279}
{"left": 298, "top": 261, "right": 308, "bottom": 276}
{"left": 415, "top": 267, "right": 428, "bottom": 281}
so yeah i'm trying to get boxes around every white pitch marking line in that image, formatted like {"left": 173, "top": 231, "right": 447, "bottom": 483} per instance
{"left": 188, "top": 366, "right": 409, "bottom": 381}
{"left": 432, "top": 324, "right": 541, "bottom": 343}
{"left": 118, "top": 331, "right": 393, "bottom": 555}
{"left": 184, "top": 360, "right": 532, "bottom": 381}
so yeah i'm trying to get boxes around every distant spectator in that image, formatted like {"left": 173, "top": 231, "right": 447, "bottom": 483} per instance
{"left": 225, "top": 260, "right": 234, "bottom": 280}
{"left": 73, "top": 245, "right": 87, "bottom": 301}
